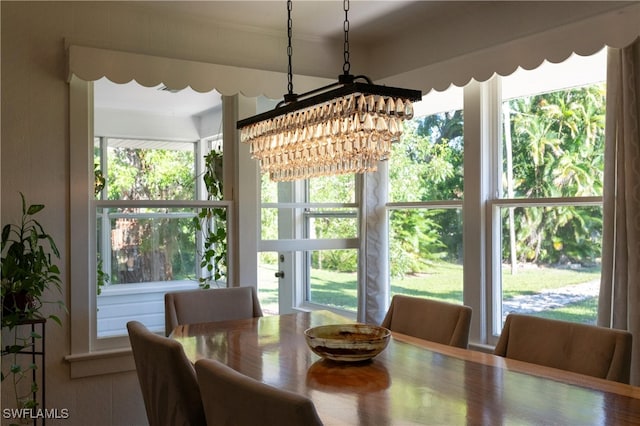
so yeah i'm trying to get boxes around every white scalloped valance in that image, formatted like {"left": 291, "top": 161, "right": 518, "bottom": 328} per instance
{"left": 68, "top": 2, "right": 640, "bottom": 98}
{"left": 67, "top": 44, "right": 333, "bottom": 99}
{"left": 380, "top": 2, "right": 640, "bottom": 93}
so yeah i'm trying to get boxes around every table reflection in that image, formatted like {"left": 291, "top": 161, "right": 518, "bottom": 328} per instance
{"left": 306, "top": 359, "right": 390, "bottom": 393}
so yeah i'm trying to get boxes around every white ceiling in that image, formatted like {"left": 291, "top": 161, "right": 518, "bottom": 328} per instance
{"left": 134, "top": 1, "right": 425, "bottom": 42}
{"left": 94, "top": 78, "right": 221, "bottom": 117}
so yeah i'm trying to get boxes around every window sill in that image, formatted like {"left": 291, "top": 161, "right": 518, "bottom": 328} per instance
{"left": 65, "top": 348, "right": 135, "bottom": 378}
{"left": 469, "top": 342, "right": 495, "bottom": 354}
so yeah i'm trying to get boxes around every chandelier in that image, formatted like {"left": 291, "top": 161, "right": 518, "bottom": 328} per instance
{"left": 237, "top": 0, "right": 422, "bottom": 182}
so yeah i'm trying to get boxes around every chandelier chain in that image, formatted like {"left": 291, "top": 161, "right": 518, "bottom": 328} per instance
{"left": 343, "top": 0, "right": 350, "bottom": 74}
{"left": 287, "top": 0, "right": 294, "bottom": 95}
{"left": 237, "top": 0, "right": 421, "bottom": 182}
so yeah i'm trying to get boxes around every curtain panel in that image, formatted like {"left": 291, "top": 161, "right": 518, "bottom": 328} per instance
{"left": 599, "top": 37, "right": 640, "bottom": 386}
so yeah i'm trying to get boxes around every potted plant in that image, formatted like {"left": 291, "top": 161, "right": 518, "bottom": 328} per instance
{"left": 1, "top": 192, "right": 64, "bottom": 415}
{"left": 1, "top": 193, "right": 64, "bottom": 326}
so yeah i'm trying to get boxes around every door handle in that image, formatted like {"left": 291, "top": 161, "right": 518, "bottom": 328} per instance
{"left": 275, "top": 271, "right": 285, "bottom": 278}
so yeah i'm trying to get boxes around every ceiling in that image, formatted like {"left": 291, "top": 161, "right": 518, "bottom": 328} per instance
{"left": 94, "top": 78, "right": 220, "bottom": 117}
{"left": 135, "top": 1, "right": 426, "bottom": 42}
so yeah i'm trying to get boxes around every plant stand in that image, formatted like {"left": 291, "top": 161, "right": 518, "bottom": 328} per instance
{"left": 2, "top": 318, "right": 46, "bottom": 426}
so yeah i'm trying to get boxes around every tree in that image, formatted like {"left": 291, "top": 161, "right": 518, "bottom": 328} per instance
{"left": 503, "top": 84, "right": 605, "bottom": 265}
{"left": 388, "top": 110, "right": 464, "bottom": 276}
{"left": 106, "top": 146, "right": 197, "bottom": 283}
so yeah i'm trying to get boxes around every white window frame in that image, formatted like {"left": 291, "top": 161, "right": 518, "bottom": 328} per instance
{"left": 66, "top": 77, "right": 234, "bottom": 377}
{"left": 66, "top": 52, "right": 607, "bottom": 376}
{"left": 259, "top": 177, "right": 361, "bottom": 317}
{"left": 384, "top": 52, "right": 606, "bottom": 347}
{"left": 478, "top": 58, "right": 606, "bottom": 346}
{"left": 386, "top": 87, "right": 466, "bottom": 315}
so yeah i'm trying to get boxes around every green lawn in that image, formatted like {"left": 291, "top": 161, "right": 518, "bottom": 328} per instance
{"left": 534, "top": 297, "right": 598, "bottom": 323}
{"left": 501, "top": 264, "right": 600, "bottom": 297}
{"left": 258, "top": 261, "right": 601, "bottom": 323}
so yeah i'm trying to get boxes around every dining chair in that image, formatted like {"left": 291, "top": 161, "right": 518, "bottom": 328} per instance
{"left": 126, "top": 321, "right": 206, "bottom": 426}
{"left": 494, "top": 313, "right": 633, "bottom": 384}
{"left": 380, "top": 295, "right": 473, "bottom": 348}
{"left": 165, "top": 286, "right": 263, "bottom": 336}
{"left": 195, "top": 358, "right": 323, "bottom": 426}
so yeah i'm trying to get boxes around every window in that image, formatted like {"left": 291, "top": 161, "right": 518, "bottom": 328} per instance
{"left": 68, "top": 49, "right": 607, "bottom": 376}
{"left": 258, "top": 51, "right": 606, "bottom": 334}
{"left": 259, "top": 173, "right": 359, "bottom": 315}
{"left": 305, "top": 175, "right": 359, "bottom": 311}
{"left": 71, "top": 77, "right": 226, "bottom": 354}
{"left": 94, "top": 136, "right": 227, "bottom": 337}
{"left": 388, "top": 87, "right": 464, "bottom": 305}
{"left": 493, "top": 53, "right": 605, "bottom": 333}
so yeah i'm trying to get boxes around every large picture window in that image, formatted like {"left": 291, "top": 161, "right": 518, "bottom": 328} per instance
{"left": 94, "top": 137, "right": 218, "bottom": 337}
{"left": 494, "top": 53, "right": 605, "bottom": 332}
{"left": 257, "top": 50, "right": 606, "bottom": 335}
{"left": 388, "top": 88, "right": 464, "bottom": 306}
{"left": 92, "top": 79, "right": 225, "bottom": 339}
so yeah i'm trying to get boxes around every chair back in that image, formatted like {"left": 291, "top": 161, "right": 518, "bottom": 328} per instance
{"left": 381, "top": 295, "right": 472, "bottom": 348}
{"left": 195, "top": 358, "right": 323, "bottom": 426}
{"left": 494, "top": 314, "right": 633, "bottom": 384}
{"left": 126, "top": 321, "right": 206, "bottom": 426}
{"left": 165, "top": 286, "right": 263, "bottom": 336}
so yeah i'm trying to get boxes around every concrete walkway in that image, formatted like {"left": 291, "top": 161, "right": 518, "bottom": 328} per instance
{"left": 502, "top": 279, "right": 599, "bottom": 320}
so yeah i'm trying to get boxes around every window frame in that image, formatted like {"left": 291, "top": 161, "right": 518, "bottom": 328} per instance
{"left": 483, "top": 72, "right": 605, "bottom": 345}
{"left": 66, "top": 77, "right": 235, "bottom": 377}
{"left": 386, "top": 87, "right": 466, "bottom": 310}
{"left": 259, "top": 176, "right": 361, "bottom": 316}
{"left": 386, "top": 57, "right": 606, "bottom": 347}
{"left": 67, "top": 51, "right": 607, "bottom": 376}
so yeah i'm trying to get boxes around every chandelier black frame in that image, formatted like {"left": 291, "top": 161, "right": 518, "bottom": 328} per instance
{"left": 237, "top": 74, "right": 422, "bottom": 129}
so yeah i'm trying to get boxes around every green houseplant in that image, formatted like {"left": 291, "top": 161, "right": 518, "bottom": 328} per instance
{"left": 195, "top": 149, "right": 227, "bottom": 288}
{"left": 1, "top": 192, "right": 64, "bottom": 415}
{"left": 1, "top": 193, "right": 63, "bottom": 326}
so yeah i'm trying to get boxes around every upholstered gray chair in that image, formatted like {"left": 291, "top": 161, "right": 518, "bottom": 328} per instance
{"left": 165, "top": 286, "right": 263, "bottom": 336}
{"left": 195, "top": 358, "right": 323, "bottom": 426}
{"left": 381, "top": 295, "right": 473, "bottom": 349}
{"left": 126, "top": 321, "right": 206, "bottom": 426}
{"left": 494, "top": 313, "right": 633, "bottom": 384}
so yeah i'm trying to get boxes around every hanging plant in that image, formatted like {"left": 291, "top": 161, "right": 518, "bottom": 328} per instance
{"left": 195, "top": 149, "right": 227, "bottom": 288}
{"left": 94, "top": 164, "right": 110, "bottom": 297}
{"left": 94, "top": 163, "right": 106, "bottom": 195}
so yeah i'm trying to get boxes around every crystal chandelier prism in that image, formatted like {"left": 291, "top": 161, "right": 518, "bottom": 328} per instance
{"left": 237, "top": 0, "right": 422, "bottom": 182}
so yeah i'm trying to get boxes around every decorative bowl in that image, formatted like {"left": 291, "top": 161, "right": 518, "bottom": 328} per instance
{"left": 304, "top": 324, "right": 391, "bottom": 362}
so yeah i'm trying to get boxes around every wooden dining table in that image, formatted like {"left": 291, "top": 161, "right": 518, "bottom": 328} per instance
{"left": 170, "top": 310, "right": 640, "bottom": 425}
